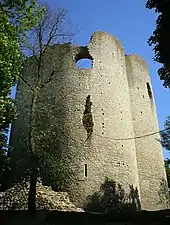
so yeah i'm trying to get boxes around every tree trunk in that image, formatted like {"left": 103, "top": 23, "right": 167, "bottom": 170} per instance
{"left": 28, "top": 167, "right": 37, "bottom": 212}
{"left": 28, "top": 86, "right": 39, "bottom": 212}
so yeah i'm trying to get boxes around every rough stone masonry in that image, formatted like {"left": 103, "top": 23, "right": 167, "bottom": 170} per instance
{"left": 10, "top": 31, "right": 169, "bottom": 211}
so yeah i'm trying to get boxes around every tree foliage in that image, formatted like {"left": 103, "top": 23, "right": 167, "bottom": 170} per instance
{"left": 164, "top": 159, "right": 170, "bottom": 188}
{"left": 161, "top": 116, "right": 170, "bottom": 151}
{"left": 1, "top": 0, "right": 44, "bottom": 35}
{"left": 0, "top": 0, "right": 44, "bottom": 189}
{"left": 146, "top": 0, "right": 170, "bottom": 88}
{"left": 160, "top": 116, "right": 170, "bottom": 188}
{"left": 0, "top": 12, "right": 20, "bottom": 144}
{"left": 0, "top": 0, "right": 44, "bottom": 146}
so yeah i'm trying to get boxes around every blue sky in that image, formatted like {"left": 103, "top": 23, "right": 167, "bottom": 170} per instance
{"left": 11, "top": 0, "right": 170, "bottom": 158}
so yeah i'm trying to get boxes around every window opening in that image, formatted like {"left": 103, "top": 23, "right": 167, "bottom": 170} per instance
{"left": 146, "top": 82, "right": 152, "bottom": 100}
{"left": 76, "top": 58, "right": 92, "bottom": 68}
{"left": 75, "top": 46, "right": 93, "bottom": 69}
{"left": 84, "top": 164, "right": 87, "bottom": 177}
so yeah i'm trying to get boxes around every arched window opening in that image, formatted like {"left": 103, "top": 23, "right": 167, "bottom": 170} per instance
{"left": 75, "top": 46, "right": 93, "bottom": 69}
{"left": 146, "top": 82, "right": 152, "bottom": 100}
{"left": 76, "top": 58, "right": 92, "bottom": 68}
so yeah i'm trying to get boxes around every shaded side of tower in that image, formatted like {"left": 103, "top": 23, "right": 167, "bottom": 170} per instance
{"left": 126, "top": 54, "right": 169, "bottom": 210}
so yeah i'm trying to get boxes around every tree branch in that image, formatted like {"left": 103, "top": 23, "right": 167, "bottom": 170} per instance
{"left": 19, "top": 75, "right": 34, "bottom": 92}
{"left": 41, "top": 69, "right": 55, "bottom": 88}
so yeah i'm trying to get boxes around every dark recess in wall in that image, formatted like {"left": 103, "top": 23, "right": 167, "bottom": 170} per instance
{"left": 146, "top": 82, "right": 153, "bottom": 100}
{"left": 82, "top": 95, "right": 94, "bottom": 139}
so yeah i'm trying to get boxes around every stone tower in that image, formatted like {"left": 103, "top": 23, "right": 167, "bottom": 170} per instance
{"left": 10, "top": 31, "right": 169, "bottom": 211}
{"left": 126, "top": 55, "right": 169, "bottom": 210}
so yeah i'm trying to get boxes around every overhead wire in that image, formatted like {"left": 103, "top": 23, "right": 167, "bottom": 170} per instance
{"left": 92, "top": 127, "right": 170, "bottom": 141}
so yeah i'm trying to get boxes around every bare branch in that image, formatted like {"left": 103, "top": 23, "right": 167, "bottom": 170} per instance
{"left": 22, "top": 3, "right": 77, "bottom": 60}
{"left": 38, "top": 23, "right": 43, "bottom": 56}
{"left": 18, "top": 75, "right": 34, "bottom": 92}
{"left": 40, "top": 69, "right": 55, "bottom": 88}
{"left": 41, "top": 8, "right": 68, "bottom": 54}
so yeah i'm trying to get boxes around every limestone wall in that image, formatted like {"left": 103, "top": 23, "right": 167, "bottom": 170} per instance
{"left": 34, "top": 31, "right": 140, "bottom": 207}
{"left": 126, "top": 55, "right": 169, "bottom": 210}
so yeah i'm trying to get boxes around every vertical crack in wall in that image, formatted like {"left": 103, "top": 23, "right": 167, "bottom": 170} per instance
{"left": 82, "top": 95, "right": 94, "bottom": 140}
